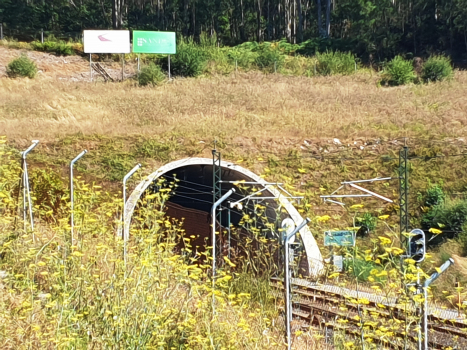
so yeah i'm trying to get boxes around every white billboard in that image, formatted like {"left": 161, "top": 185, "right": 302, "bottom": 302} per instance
{"left": 83, "top": 30, "right": 130, "bottom": 54}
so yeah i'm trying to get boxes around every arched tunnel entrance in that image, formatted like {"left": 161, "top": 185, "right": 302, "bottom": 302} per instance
{"left": 123, "top": 158, "right": 324, "bottom": 277}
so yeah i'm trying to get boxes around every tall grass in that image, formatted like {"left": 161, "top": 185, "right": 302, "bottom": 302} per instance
{"left": 0, "top": 140, "right": 284, "bottom": 349}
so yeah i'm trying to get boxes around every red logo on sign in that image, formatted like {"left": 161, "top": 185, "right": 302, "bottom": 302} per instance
{"left": 98, "top": 35, "right": 111, "bottom": 42}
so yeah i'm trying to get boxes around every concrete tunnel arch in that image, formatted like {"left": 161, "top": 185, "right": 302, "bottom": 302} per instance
{"left": 123, "top": 157, "right": 324, "bottom": 277}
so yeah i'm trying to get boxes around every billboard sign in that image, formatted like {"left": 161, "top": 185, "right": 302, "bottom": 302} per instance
{"left": 132, "top": 31, "right": 176, "bottom": 54}
{"left": 324, "top": 230, "right": 355, "bottom": 247}
{"left": 83, "top": 30, "right": 130, "bottom": 54}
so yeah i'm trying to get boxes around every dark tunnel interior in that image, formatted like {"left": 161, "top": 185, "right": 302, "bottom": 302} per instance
{"left": 148, "top": 164, "right": 282, "bottom": 230}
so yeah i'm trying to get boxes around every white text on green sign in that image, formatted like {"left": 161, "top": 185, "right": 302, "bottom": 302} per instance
{"left": 133, "top": 31, "right": 176, "bottom": 54}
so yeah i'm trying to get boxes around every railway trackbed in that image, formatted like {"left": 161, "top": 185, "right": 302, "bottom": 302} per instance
{"left": 271, "top": 277, "right": 467, "bottom": 349}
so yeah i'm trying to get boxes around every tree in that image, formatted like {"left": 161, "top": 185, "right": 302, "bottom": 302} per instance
{"left": 112, "top": 0, "right": 125, "bottom": 29}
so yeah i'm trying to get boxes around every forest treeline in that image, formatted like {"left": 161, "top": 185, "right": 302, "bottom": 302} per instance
{"left": 1, "top": 0, "right": 466, "bottom": 61}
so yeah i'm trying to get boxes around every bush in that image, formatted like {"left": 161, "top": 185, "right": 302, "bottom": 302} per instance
{"left": 421, "top": 55, "right": 453, "bottom": 83}
{"left": 381, "top": 56, "right": 416, "bottom": 86}
{"left": 227, "top": 47, "right": 258, "bottom": 70}
{"left": 315, "top": 51, "right": 356, "bottom": 76}
{"left": 169, "top": 42, "right": 207, "bottom": 77}
{"left": 421, "top": 199, "right": 467, "bottom": 245}
{"left": 255, "top": 44, "right": 284, "bottom": 72}
{"left": 30, "top": 40, "right": 74, "bottom": 56}
{"left": 425, "top": 184, "right": 445, "bottom": 207}
{"left": 355, "top": 212, "right": 377, "bottom": 237}
{"left": 6, "top": 55, "right": 37, "bottom": 78}
{"left": 138, "top": 62, "right": 165, "bottom": 86}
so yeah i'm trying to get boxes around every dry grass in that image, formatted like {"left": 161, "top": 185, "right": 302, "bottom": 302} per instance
{"left": 1, "top": 45, "right": 467, "bottom": 146}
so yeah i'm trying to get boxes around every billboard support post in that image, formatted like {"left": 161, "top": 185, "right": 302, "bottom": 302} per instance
{"left": 89, "top": 54, "right": 92, "bottom": 82}
{"left": 168, "top": 55, "right": 171, "bottom": 80}
{"left": 132, "top": 31, "right": 176, "bottom": 81}
{"left": 137, "top": 54, "right": 140, "bottom": 73}
{"left": 122, "top": 54, "right": 124, "bottom": 81}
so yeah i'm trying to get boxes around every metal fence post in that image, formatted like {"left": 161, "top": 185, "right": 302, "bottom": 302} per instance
{"left": 70, "top": 150, "right": 87, "bottom": 246}
{"left": 0, "top": 23, "right": 3, "bottom": 41}
{"left": 211, "top": 189, "right": 236, "bottom": 315}
{"left": 21, "top": 140, "right": 39, "bottom": 235}
{"left": 423, "top": 258, "right": 454, "bottom": 349}
{"left": 284, "top": 218, "right": 311, "bottom": 350}
{"left": 123, "top": 164, "right": 141, "bottom": 264}
{"left": 41, "top": 29, "right": 44, "bottom": 43}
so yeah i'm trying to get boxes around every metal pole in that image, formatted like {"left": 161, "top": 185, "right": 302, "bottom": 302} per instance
{"left": 123, "top": 164, "right": 141, "bottom": 264}
{"left": 399, "top": 145, "right": 409, "bottom": 249}
{"left": 211, "top": 188, "right": 236, "bottom": 315}
{"left": 41, "top": 29, "right": 44, "bottom": 43}
{"left": 90, "top": 54, "right": 92, "bottom": 82}
{"left": 122, "top": 54, "right": 125, "bottom": 81}
{"left": 168, "top": 55, "right": 171, "bottom": 80}
{"left": 70, "top": 150, "right": 87, "bottom": 246}
{"left": 284, "top": 218, "right": 311, "bottom": 350}
{"left": 417, "top": 269, "right": 422, "bottom": 350}
{"left": 0, "top": 23, "right": 3, "bottom": 41}
{"left": 423, "top": 258, "right": 454, "bottom": 349}
{"left": 423, "top": 287, "right": 428, "bottom": 350}
{"left": 227, "top": 207, "right": 231, "bottom": 260}
{"left": 21, "top": 140, "right": 39, "bottom": 234}
{"left": 137, "top": 54, "right": 140, "bottom": 73}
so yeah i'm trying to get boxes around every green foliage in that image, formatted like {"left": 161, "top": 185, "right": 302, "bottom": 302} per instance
{"left": 459, "top": 222, "right": 467, "bottom": 256}
{"left": 138, "top": 62, "right": 165, "bottom": 86}
{"left": 6, "top": 54, "right": 37, "bottom": 78}
{"left": 422, "top": 199, "right": 467, "bottom": 244}
{"left": 421, "top": 55, "right": 453, "bottom": 83}
{"left": 30, "top": 40, "right": 74, "bottom": 56}
{"left": 227, "top": 47, "right": 258, "bottom": 70}
{"left": 168, "top": 42, "right": 207, "bottom": 77}
{"left": 355, "top": 212, "right": 377, "bottom": 235}
{"left": 425, "top": 184, "right": 445, "bottom": 207}
{"left": 29, "top": 169, "right": 67, "bottom": 222}
{"left": 297, "top": 38, "right": 355, "bottom": 56}
{"left": 255, "top": 44, "right": 284, "bottom": 72}
{"left": 134, "top": 139, "right": 177, "bottom": 162}
{"left": 381, "top": 56, "right": 416, "bottom": 86}
{"left": 343, "top": 257, "right": 382, "bottom": 282}
{"left": 315, "top": 51, "right": 356, "bottom": 76}
{"left": 101, "top": 152, "right": 136, "bottom": 182}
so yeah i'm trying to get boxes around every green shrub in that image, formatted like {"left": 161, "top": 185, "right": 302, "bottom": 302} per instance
{"left": 169, "top": 42, "right": 207, "bottom": 77}
{"left": 355, "top": 212, "right": 377, "bottom": 237}
{"left": 425, "top": 184, "right": 445, "bottom": 207}
{"left": 138, "top": 63, "right": 165, "bottom": 86}
{"left": 421, "top": 55, "right": 453, "bottom": 83}
{"left": 6, "top": 55, "right": 37, "bottom": 78}
{"left": 255, "top": 44, "right": 284, "bottom": 72}
{"left": 227, "top": 47, "right": 258, "bottom": 70}
{"left": 381, "top": 56, "right": 416, "bottom": 86}
{"left": 315, "top": 51, "right": 356, "bottom": 76}
{"left": 344, "top": 257, "right": 383, "bottom": 282}
{"left": 30, "top": 40, "right": 74, "bottom": 56}
{"left": 422, "top": 199, "right": 467, "bottom": 245}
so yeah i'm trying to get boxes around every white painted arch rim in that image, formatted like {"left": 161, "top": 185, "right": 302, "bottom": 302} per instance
{"left": 124, "top": 157, "right": 324, "bottom": 277}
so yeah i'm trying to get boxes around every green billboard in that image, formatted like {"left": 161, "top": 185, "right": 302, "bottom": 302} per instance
{"left": 324, "top": 230, "right": 355, "bottom": 247}
{"left": 133, "top": 31, "right": 176, "bottom": 54}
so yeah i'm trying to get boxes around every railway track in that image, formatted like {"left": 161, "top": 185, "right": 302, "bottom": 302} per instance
{"left": 271, "top": 277, "right": 467, "bottom": 349}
